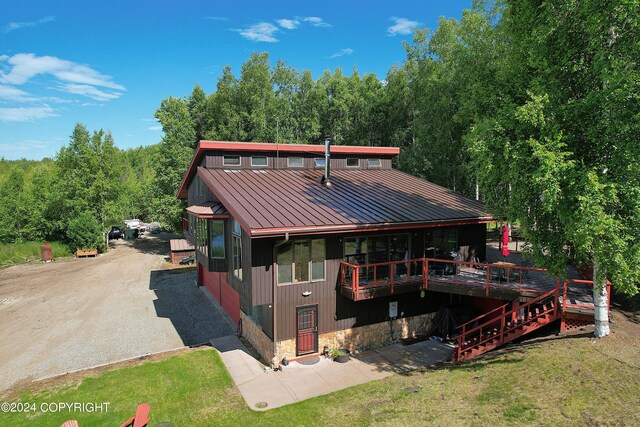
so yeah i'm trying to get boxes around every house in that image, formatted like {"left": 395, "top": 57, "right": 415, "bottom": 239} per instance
{"left": 177, "top": 141, "right": 600, "bottom": 363}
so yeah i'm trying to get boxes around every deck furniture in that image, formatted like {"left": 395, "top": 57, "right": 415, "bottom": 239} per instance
{"left": 119, "top": 403, "right": 150, "bottom": 427}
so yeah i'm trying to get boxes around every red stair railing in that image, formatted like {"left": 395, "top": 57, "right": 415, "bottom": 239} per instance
{"left": 454, "top": 286, "right": 560, "bottom": 360}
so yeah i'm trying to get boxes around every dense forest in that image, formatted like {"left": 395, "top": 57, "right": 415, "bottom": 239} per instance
{"left": 1, "top": 1, "right": 638, "bottom": 314}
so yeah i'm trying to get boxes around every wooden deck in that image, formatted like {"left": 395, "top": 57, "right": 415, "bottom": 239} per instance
{"left": 340, "top": 247, "right": 597, "bottom": 316}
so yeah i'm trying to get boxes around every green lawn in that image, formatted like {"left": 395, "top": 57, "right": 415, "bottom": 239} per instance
{"left": 0, "top": 241, "right": 72, "bottom": 268}
{"left": 3, "top": 312, "right": 639, "bottom": 427}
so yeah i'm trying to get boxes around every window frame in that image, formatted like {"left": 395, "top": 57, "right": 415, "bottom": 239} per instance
{"left": 367, "top": 158, "right": 381, "bottom": 168}
{"left": 287, "top": 156, "right": 304, "bottom": 168}
{"left": 232, "top": 219, "right": 243, "bottom": 280}
{"left": 223, "top": 155, "right": 241, "bottom": 166}
{"left": 277, "top": 238, "right": 326, "bottom": 285}
{"left": 314, "top": 158, "right": 326, "bottom": 168}
{"left": 208, "top": 219, "right": 225, "bottom": 260}
{"left": 251, "top": 155, "right": 268, "bottom": 167}
{"left": 346, "top": 158, "right": 360, "bottom": 168}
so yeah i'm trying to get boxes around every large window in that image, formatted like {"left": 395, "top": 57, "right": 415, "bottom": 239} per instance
{"left": 232, "top": 219, "right": 242, "bottom": 279}
{"left": 188, "top": 213, "right": 196, "bottom": 236}
{"left": 424, "top": 228, "right": 458, "bottom": 258}
{"left": 277, "top": 238, "right": 325, "bottom": 284}
{"left": 209, "top": 220, "right": 225, "bottom": 259}
{"left": 196, "top": 217, "right": 208, "bottom": 257}
{"left": 343, "top": 234, "right": 409, "bottom": 281}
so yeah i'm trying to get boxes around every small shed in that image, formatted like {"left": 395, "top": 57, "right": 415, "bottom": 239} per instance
{"left": 169, "top": 239, "right": 195, "bottom": 264}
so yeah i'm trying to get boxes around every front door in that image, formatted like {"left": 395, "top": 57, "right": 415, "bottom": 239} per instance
{"left": 296, "top": 305, "right": 318, "bottom": 356}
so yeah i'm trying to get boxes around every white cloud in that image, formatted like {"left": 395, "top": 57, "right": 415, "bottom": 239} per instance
{"left": 147, "top": 125, "right": 162, "bottom": 131}
{"left": 328, "top": 48, "right": 354, "bottom": 59}
{"left": 0, "top": 53, "right": 125, "bottom": 91}
{"left": 56, "top": 83, "right": 122, "bottom": 101}
{"left": 204, "top": 16, "right": 228, "bottom": 21}
{"left": 0, "top": 85, "right": 34, "bottom": 102}
{"left": 0, "top": 106, "right": 56, "bottom": 122}
{"left": 236, "top": 22, "right": 279, "bottom": 42}
{"left": 277, "top": 19, "right": 300, "bottom": 30}
{"left": 387, "top": 17, "right": 419, "bottom": 36}
{"left": 3, "top": 16, "right": 54, "bottom": 33}
{"left": 303, "top": 16, "right": 331, "bottom": 28}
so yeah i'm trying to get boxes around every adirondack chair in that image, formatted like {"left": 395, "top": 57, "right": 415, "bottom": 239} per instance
{"left": 119, "top": 403, "right": 150, "bottom": 427}
{"left": 60, "top": 421, "right": 79, "bottom": 427}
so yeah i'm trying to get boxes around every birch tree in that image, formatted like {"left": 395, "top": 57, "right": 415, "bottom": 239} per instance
{"left": 469, "top": 0, "right": 640, "bottom": 337}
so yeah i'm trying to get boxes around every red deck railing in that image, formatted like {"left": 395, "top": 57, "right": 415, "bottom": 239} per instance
{"left": 454, "top": 286, "right": 560, "bottom": 360}
{"left": 340, "top": 257, "right": 549, "bottom": 299}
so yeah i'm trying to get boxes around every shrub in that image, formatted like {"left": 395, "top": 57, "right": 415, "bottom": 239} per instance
{"left": 67, "top": 212, "right": 104, "bottom": 252}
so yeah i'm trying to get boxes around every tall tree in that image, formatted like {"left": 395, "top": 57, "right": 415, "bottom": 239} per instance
{"left": 153, "top": 97, "right": 196, "bottom": 230}
{"left": 469, "top": 0, "right": 640, "bottom": 337}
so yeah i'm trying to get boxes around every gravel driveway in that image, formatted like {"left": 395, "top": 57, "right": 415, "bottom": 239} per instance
{"left": 0, "top": 233, "right": 234, "bottom": 392}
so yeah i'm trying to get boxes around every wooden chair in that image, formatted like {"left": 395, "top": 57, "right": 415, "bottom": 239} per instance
{"left": 120, "top": 403, "right": 151, "bottom": 427}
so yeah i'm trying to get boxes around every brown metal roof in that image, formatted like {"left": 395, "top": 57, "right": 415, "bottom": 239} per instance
{"left": 185, "top": 201, "right": 229, "bottom": 218}
{"left": 170, "top": 239, "right": 195, "bottom": 251}
{"left": 177, "top": 141, "right": 400, "bottom": 199}
{"left": 197, "top": 167, "right": 491, "bottom": 237}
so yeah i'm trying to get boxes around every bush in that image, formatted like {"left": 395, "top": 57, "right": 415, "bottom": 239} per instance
{"left": 67, "top": 212, "right": 104, "bottom": 252}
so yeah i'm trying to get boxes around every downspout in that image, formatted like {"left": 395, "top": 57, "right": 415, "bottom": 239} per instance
{"left": 272, "top": 232, "right": 289, "bottom": 366}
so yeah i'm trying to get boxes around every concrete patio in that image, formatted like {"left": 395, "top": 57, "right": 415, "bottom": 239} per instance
{"left": 211, "top": 335, "right": 453, "bottom": 411}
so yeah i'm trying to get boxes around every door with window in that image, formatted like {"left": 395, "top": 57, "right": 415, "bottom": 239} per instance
{"left": 296, "top": 305, "right": 318, "bottom": 356}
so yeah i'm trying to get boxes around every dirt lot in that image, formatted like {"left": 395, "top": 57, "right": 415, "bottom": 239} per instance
{"left": 0, "top": 233, "right": 234, "bottom": 391}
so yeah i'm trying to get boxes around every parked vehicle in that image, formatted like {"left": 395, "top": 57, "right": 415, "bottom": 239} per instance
{"left": 108, "top": 226, "right": 123, "bottom": 240}
{"left": 179, "top": 255, "right": 195, "bottom": 265}
{"left": 123, "top": 219, "right": 147, "bottom": 234}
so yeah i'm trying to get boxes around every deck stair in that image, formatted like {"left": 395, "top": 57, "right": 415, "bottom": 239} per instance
{"left": 454, "top": 287, "right": 560, "bottom": 361}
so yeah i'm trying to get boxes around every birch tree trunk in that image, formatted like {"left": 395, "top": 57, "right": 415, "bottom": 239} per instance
{"left": 593, "top": 259, "right": 610, "bottom": 338}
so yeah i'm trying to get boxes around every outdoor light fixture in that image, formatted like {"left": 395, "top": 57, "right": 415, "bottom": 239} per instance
{"left": 302, "top": 291, "right": 312, "bottom": 297}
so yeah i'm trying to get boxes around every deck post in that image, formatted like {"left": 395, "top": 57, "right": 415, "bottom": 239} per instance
{"left": 485, "top": 266, "right": 490, "bottom": 296}
{"left": 560, "top": 280, "right": 568, "bottom": 332}
{"left": 390, "top": 264, "right": 394, "bottom": 295}
{"left": 500, "top": 305, "right": 506, "bottom": 345}
{"left": 424, "top": 259, "right": 429, "bottom": 289}
{"left": 354, "top": 265, "right": 359, "bottom": 300}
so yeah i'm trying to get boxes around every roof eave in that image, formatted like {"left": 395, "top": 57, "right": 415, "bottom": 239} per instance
{"left": 249, "top": 216, "right": 496, "bottom": 238}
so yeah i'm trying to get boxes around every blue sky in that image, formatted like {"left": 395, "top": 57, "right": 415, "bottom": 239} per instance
{"left": 0, "top": 1, "right": 471, "bottom": 160}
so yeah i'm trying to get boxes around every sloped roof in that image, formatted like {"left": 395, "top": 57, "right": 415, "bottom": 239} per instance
{"left": 197, "top": 167, "right": 491, "bottom": 237}
{"left": 185, "top": 201, "right": 229, "bottom": 218}
{"left": 176, "top": 141, "right": 400, "bottom": 199}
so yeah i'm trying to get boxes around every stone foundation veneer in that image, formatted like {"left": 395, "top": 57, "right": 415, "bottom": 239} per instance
{"left": 240, "top": 311, "right": 274, "bottom": 364}
{"left": 277, "top": 312, "right": 436, "bottom": 362}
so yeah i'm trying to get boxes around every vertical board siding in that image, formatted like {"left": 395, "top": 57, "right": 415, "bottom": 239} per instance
{"left": 227, "top": 219, "right": 253, "bottom": 314}
{"left": 251, "top": 238, "right": 274, "bottom": 305}
{"left": 204, "top": 153, "right": 394, "bottom": 170}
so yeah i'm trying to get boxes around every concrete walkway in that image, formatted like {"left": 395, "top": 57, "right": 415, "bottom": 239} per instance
{"left": 211, "top": 336, "right": 453, "bottom": 411}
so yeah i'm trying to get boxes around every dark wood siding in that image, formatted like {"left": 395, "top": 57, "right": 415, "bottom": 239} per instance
{"left": 187, "top": 175, "right": 215, "bottom": 206}
{"left": 251, "top": 238, "right": 274, "bottom": 306}
{"left": 272, "top": 224, "right": 488, "bottom": 340}
{"left": 204, "top": 152, "right": 394, "bottom": 171}
{"left": 227, "top": 219, "right": 253, "bottom": 313}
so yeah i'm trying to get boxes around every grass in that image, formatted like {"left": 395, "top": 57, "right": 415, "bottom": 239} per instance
{"left": 3, "top": 313, "right": 640, "bottom": 427}
{"left": 0, "top": 241, "right": 72, "bottom": 268}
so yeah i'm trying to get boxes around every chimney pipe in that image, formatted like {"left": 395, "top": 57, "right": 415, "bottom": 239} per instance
{"left": 322, "top": 137, "right": 331, "bottom": 187}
